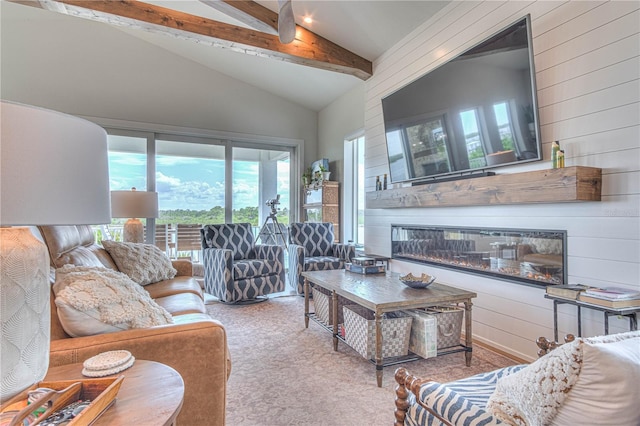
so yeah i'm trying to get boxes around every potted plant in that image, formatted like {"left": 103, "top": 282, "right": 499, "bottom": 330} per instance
{"left": 302, "top": 168, "right": 312, "bottom": 186}
{"left": 319, "top": 165, "right": 331, "bottom": 181}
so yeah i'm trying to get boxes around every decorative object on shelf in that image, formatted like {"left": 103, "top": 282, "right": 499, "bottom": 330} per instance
{"left": 319, "top": 164, "right": 331, "bottom": 181}
{"left": 0, "top": 101, "right": 110, "bottom": 403}
{"left": 110, "top": 188, "right": 159, "bottom": 243}
{"left": 302, "top": 167, "right": 312, "bottom": 186}
{"left": 399, "top": 273, "right": 436, "bottom": 289}
{"left": 551, "top": 140, "right": 560, "bottom": 169}
{"left": 545, "top": 284, "right": 591, "bottom": 300}
{"left": 306, "top": 158, "right": 329, "bottom": 189}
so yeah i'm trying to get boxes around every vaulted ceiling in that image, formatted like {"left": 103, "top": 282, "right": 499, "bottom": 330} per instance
{"left": 5, "top": 0, "right": 449, "bottom": 111}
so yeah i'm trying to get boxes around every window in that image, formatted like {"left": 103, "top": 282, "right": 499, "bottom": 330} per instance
{"left": 344, "top": 133, "right": 365, "bottom": 248}
{"left": 104, "top": 125, "right": 300, "bottom": 252}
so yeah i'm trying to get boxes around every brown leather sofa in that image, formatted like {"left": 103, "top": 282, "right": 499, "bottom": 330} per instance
{"left": 37, "top": 225, "right": 231, "bottom": 426}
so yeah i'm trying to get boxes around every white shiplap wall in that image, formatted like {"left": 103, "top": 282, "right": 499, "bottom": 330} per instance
{"left": 364, "top": 1, "right": 640, "bottom": 361}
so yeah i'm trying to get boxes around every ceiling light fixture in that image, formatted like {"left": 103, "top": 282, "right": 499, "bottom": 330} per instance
{"left": 303, "top": 16, "right": 312, "bottom": 24}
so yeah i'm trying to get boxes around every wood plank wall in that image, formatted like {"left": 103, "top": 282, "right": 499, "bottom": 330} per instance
{"left": 363, "top": 1, "right": 639, "bottom": 360}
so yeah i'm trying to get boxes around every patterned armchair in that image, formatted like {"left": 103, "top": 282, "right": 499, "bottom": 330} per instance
{"left": 201, "top": 223, "right": 285, "bottom": 303}
{"left": 288, "top": 222, "right": 355, "bottom": 294}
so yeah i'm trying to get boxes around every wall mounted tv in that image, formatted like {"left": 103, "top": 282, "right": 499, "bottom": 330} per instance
{"left": 382, "top": 15, "right": 541, "bottom": 185}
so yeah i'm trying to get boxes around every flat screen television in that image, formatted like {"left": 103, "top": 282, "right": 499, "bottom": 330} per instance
{"left": 382, "top": 15, "right": 541, "bottom": 185}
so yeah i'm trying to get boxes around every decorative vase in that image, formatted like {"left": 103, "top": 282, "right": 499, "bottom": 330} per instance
{"left": 322, "top": 171, "right": 331, "bottom": 181}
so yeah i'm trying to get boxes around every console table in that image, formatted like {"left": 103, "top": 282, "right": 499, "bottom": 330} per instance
{"left": 545, "top": 294, "right": 640, "bottom": 341}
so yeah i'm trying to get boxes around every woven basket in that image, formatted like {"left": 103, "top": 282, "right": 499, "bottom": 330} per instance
{"left": 311, "top": 286, "right": 348, "bottom": 325}
{"left": 425, "top": 306, "right": 464, "bottom": 349}
{"left": 343, "top": 305, "right": 412, "bottom": 359}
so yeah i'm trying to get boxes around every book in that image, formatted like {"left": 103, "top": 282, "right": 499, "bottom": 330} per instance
{"left": 578, "top": 294, "right": 640, "bottom": 308}
{"left": 584, "top": 286, "right": 640, "bottom": 300}
{"left": 546, "top": 284, "right": 591, "bottom": 300}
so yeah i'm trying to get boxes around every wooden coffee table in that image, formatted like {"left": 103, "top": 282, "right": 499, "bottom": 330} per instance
{"left": 302, "top": 270, "right": 477, "bottom": 386}
{"left": 43, "top": 360, "right": 184, "bottom": 425}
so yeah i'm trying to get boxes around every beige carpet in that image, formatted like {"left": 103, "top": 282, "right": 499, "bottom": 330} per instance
{"left": 206, "top": 295, "right": 519, "bottom": 426}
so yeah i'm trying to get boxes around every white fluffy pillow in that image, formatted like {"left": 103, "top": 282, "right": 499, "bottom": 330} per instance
{"left": 552, "top": 331, "right": 640, "bottom": 425}
{"left": 487, "top": 331, "right": 640, "bottom": 426}
{"left": 53, "top": 265, "right": 174, "bottom": 337}
{"left": 102, "top": 240, "right": 177, "bottom": 285}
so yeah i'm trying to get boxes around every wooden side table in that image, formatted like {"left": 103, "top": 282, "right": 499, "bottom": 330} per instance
{"left": 43, "top": 360, "right": 184, "bottom": 425}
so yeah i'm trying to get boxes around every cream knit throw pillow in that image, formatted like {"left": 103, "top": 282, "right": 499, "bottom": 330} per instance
{"left": 54, "top": 265, "right": 173, "bottom": 337}
{"left": 486, "top": 339, "right": 582, "bottom": 426}
{"left": 102, "top": 240, "right": 177, "bottom": 285}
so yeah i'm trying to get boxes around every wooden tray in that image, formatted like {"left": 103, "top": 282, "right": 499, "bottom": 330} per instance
{"left": 0, "top": 376, "right": 124, "bottom": 425}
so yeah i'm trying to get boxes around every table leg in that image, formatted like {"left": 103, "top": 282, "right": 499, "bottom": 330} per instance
{"left": 604, "top": 311, "right": 609, "bottom": 335}
{"left": 304, "top": 278, "right": 310, "bottom": 328}
{"left": 577, "top": 306, "right": 582, "bottom": 337}
{"left": 464, "top": 300, "right": 473, "bottom": 367}
{"left": 631, "top": 313, "right": 638, "bottom": 331}
{"left": 553, "top": 301, "right": 559, "bottom": 342}
{"left": 375, "top": 310, "right": 383, "bottom": 387}
{"left": 332, "top": 291, "right": 339, "bottom": 351}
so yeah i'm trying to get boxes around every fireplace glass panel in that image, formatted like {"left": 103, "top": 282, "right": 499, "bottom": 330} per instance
{"left": 391, "top": 225, "right": 566, "bottom": 287}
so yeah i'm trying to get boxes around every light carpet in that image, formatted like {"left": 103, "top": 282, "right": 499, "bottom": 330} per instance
{"left": 206, "top": 295, "right": 519, "bottom": 426}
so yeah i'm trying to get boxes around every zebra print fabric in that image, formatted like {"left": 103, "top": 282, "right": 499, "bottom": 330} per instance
{"left": 405, "top": 364, "right": 525, "bottom": 426}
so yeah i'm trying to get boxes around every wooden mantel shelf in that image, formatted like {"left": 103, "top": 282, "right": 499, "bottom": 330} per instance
{"left": 366, "top": 166, "right": 602, "bottom": 209}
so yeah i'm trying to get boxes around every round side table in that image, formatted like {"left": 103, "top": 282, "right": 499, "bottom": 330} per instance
{"left": 43, "top": 360, "right": 184, "bottom": 426}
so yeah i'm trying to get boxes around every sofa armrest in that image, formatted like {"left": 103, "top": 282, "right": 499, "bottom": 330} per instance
{"left": 50, "top": 319, "right": 230, "bottom": 426}
{"left": 171, "top": 258, "right": 193, "bottom": 276}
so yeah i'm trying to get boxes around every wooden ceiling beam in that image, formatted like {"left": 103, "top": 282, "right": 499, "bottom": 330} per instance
{"left": 199, "top": 0, "right": 278, "bottom": 35}
{"left": 20, "top": 0, "right": 372, "bottom": 80}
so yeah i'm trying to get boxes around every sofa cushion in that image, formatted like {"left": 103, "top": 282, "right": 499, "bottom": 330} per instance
{"left": 53, "top": 265, "right": 174, "bottom": 337}
{"left": 144, "top": 276, "right": 203, "bottom": 300}
{"left": 487, "top": 331, "right": 640, "bottom": 426}
{"left": 154, "top": 292, "right": 207, "bottom": 316}
{"left": 102, "top": 240, "right": 177, "bottom": 285}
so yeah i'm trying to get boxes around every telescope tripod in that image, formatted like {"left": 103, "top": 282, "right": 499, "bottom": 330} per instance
{"left": 257, "top": 212, "right": 288, "bottom": 248}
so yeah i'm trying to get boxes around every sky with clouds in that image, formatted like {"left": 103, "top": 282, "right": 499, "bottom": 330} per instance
{"left": 109, "top": 152, "right": 289, "bottom": 211}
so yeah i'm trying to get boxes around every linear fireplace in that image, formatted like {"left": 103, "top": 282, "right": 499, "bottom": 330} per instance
{"left": 391, "top": 225, "right": 567, "bottom": 287}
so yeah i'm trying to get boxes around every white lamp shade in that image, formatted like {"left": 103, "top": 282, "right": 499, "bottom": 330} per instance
{"left": 0, "top": 100, "right": 111, "bottom": 225}
{"left": 110, "top": 190, "right": 159, "bottom": 219}
{"left": 0, "top": 101, "right": 110, "bottom": 402}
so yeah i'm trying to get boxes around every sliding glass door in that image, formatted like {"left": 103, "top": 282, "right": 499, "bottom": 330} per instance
{"left": 105, "top": 129, "right": 296, "bottom": 254}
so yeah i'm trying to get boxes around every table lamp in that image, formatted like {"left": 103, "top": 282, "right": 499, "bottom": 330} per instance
{"left": 110, "top": 188, "right": 158, "bottom": 243}
{"left": 0, "top": 100, "right": 111, "bottom": 402}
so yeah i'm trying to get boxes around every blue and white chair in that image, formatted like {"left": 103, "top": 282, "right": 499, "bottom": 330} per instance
{"left": 288, "top": 222, "right": 355, "bottom": 294}
{"left": 201, "top": 223, "right": 285, "bottom": 303}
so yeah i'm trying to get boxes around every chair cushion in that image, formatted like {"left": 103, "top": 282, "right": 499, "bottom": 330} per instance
{"left": 289, "top": 222, "right": 335, "bottom": 257}
{"left": 53, "top": 265, "right": 174, "bottom": 337}
{"left": 201, "top": 223, "right": 255, "bottom": 261}
{"left": 102, "top": 240, "right": 177, "bottom": 285}
{"left": 304, "top": 256, "right": 344, "bottom": 272}
{"left": 233, "top": 259, "right": 281, "bottom": 280}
